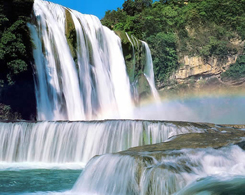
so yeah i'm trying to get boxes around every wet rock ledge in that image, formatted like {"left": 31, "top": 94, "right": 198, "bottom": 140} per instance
{"left": 77, "top": 123, "right": 245, "bottom": 195}
{"left": 120, "top": 123, "right": 245, "bottom": 157}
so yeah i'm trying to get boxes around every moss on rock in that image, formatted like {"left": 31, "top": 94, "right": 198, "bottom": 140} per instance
{"left": 115, "top": 31, "right": 153, "bottom": 100}
{"left": 123, "top": 124, "right": 245, "bottom": 155}
{"left": 65, "top": 9, "right": 77, "bottom": 60}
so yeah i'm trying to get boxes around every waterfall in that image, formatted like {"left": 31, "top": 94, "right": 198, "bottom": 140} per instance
{"left": 126, "top": 32, "right": 136, "bottom": 80}
{"left": 0, "top": 121, "right": 206, "bottom": 164}
{"left": 29, "top": 0, "right": 133, "bottom": 121}
{"left": 142, "top": 41, "right": 161, "bottom": 102}
{"left": 30, "top": 1, "right": 84, "bottom": 121}
{"left": 72, "top": 145, "right": 245, "bottom": 194}
{"left": 125, "top": 34, "right": 160, "bottom": 102}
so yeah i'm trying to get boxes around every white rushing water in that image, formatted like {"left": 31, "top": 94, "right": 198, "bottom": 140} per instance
{"left": 0, "top": 121, "right": 206, "bottom": 165}
{"left": 29, "top": 0, "right": 135, "bottom": 121}
{"left": 72, "top": 145, "right": 245, "bottom": 195}
{"left": 30, "top": 1, "right": 84, "bottom": 121}
{"left": 125, "top": 34, "right": 160, "bottom": 102}
{"left": 142, "top": 41, "right": 161, "bottom": 102}
{"left": 4, "top": 1, "right": 245, "bottom": 195}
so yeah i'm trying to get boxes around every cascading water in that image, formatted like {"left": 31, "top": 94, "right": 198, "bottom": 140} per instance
{"left": 142, "top": 41, "right": 161, "bottom": 102}
{"left": 72, "top": 145, "right": 245, "bottom": 195}
{"left": 0, "top": 120, "right": 205, "bottom": 165}
{"left": 2, "top": 0, "right": 244, "bottom": 195}
{"left": 29, "top": 1, "right": 84, "bottom": 121}
{"left": 125, "top": 34, "right": 160, "bottom": 102}
{"left": 29, "top": 0, "right": 134, "bottom": 121}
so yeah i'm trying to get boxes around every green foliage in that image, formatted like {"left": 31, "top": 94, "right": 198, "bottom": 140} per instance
{"left": 0, "top": 0, "right": 36, "bottom": 120}
{"left": 0, "top": 103, "right": 21, "bottom": 120}
{"left": 101, "top": 9, "right": 127, "bottom": 30}
{"left": 123, "top": 0, "right": 153, "bottom": 16}
{"left": 0, "top": 1, "right": 33, "bottom": 85}
{"left": 0, "top": 19, "right": 30, "bottom": 84}
{"left": 102, "top": 0, "right": 245, "bottom": 83}
{"left": 7, "top": 59, "right": 28, "bottom": 75}
{"left": 200, "top": 36, "right": 237, "bottom": 58}
{"left": 221, "top": 55, "right": 245, "bottom": 79}
{"left": 147, "top": 32, "right": 178, "bottom": 81}
{"left": 122, "top": 0, "right": 136, "bottom": 16}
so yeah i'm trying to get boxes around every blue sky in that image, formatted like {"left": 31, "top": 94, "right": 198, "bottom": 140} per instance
{"left": 49, "top": 0, "right": 125, "bottom": 19}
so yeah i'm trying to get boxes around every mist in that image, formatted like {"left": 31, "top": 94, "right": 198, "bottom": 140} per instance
{"left": 134, "top": 96, "right": 245, "bottom": 124}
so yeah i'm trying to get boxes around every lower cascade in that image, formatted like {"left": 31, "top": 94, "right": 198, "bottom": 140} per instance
{"left": 72, "top": 146, "right": 245, "bottom": 195}
{"left": 1, "top": 120, "right": 245, "bottom": 194}
{"left": 0, "top": 120, "right": 204, "bottom": 164}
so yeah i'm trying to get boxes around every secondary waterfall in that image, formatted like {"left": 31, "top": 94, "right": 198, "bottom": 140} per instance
{"left": 72, "top": 145, "right": 245, "bottom": 194}
{"left": 0, "top": 121, "right": 206, "bottom": 165}
{"left": 142, "top": 41, "right": 160, "bottom": 101}
{"left": 29, "top": 0, "right": 135, "bottom": 121}
{"left": 125, "top": 34, "right": 160, "bottom": 102}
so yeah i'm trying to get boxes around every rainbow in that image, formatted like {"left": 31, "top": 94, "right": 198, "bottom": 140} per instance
{"left": 134, "top": 86, "right": 245, "bottom": 125}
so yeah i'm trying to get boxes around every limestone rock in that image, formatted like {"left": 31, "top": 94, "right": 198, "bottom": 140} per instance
{"left": 172, "top": 55, "right": 237, "bottom": 82}
{"left": 121, "top": 123, "right": 245, "bottom": 156}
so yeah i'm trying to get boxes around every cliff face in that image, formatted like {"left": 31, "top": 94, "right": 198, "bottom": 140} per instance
{"left": 164, "top": 54, "right": 240, "bottom": 90}
{"left": 117, "top": 30, "right": 245, "bottom": 98}
{"left": 173, "top": 55, "right": 237, "bottom": 81}
{"left": 157, "top": 37, "right": 245, "bottom": 92}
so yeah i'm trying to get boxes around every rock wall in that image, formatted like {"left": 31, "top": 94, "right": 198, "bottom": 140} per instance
{"left": 160, "top": 38, "right": 245, "bottom": 90}
{"left": 172, "top": 55, "right": 238, "bottom": 82}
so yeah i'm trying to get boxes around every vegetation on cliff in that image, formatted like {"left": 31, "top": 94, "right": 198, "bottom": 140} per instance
{"left": 0, "top": 0, "right": 36, "bottom": 119}
{"left": 221, "top": 55, "right": 245, "bottom": 80}
{"left": 0, "top": 0, "right": 34, "bottom": 85}
{"left": 102, "top": 0, "right": 245, "bottom": 84}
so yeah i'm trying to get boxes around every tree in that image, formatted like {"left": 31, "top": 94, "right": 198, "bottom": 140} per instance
{"left": 123, "top": 0, "right": 136, "bottom": 16}
{"left": 123, "top": 0, "right": 153, "bottom": 16}
{"left": 102, "top": 0, "right": 245, "bottom": 83}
